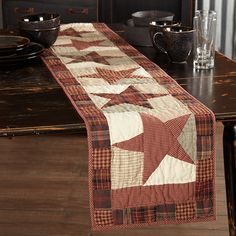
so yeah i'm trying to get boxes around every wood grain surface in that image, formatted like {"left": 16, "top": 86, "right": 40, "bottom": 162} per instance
{"left": 0, "top": 124, "right": 228, "bottom": 236}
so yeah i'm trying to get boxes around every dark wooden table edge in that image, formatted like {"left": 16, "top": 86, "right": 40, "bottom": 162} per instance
{"left": 0, "top": 123, "right": 87, "bottom": 137}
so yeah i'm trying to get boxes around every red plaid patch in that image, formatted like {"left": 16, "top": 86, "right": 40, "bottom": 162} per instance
{"left": 196, "top": 180, "right": 214, "bottom": 201}
{"left": 197, "top": 199, "right": 214, "bottom": 218}
{"left": 156, "top": 204, "right": 176, "bottom": 221}
{"left": 176, "top": 202, "right": 196, "bottom": 221}
{"left": 131, "top": 206, "right": 156, "bottom": 224}
{"left": 194, "top": 114, "right": 214, "bottom": 136}
{"left": 92, "top": 148, "right": 111, "bottom": 169}
{"left": 65, "top": 85, "right": 86, "bottom": 96}
{"left": 112, "top": 210, "right": 124, "bottom": 225}
{"left": 93, "top": 190, "right": 111, "bottom": 208}
{"left": 49, "top": 62, "right": 67, "bottom": 72}
{"left": 197, "top": 159, "right": 214, "bottom": 181}
{"left": 133, "top": 56, "right": 159, "bottom": 71}
{"left": 93, "top": 169, "right": 111, "bottom": 190}
{"left": 197, "top": 136, "right": 214, "bottom": 160}
{"left": 174, "top": 93, "right": 194, "bottom": 105}
{"left": 168, "top": 85, "right": 186, "bottom": 95}
{"left": 117, "top": 46, "right": 139, "bottom": 57}
{"left": 94, "top": 210, "right": 114, "bottom": 226}
{"left": 91, "top": 129, "right": 110, "bottom": 148}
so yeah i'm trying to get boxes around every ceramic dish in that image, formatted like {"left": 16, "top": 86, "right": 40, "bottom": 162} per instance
{"left": 0, "top": 42, "right": 44, "bottom": 64}
{"left": 0, "top": 35, "right": 30, "bottom": 50}
{"left": 132, "top": 10, "right": 174, "bottom": 27}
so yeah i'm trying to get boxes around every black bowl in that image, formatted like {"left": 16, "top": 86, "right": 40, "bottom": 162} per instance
{"left": 20, "top": 26, "right": 59, "bottom": 48}
{"left": 132, "top": 10, "right": 174, "bottom": 27}
{"left": 19, "top": 13, "right": 60, "bottom": 30}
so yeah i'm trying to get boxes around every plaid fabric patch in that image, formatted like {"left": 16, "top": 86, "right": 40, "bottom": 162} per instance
{"left": 133, "top": 57, "right": 159, "bottom": 71}
{"left": 94, "top": 210, "right": 114, "bottom": 226}
{"left": 173, "top": 93, "right": 194, "bottom": 105}
{"left": 195, "top": 114, "right": 214, "bottom": 136}
{"left": 197, "top": 199, "right": 214, "bottom": 218}
{"left": 65, "top": 85, "right": 86, "bottom": 96}
{"left": 196, "top": 180, "right": 214, "bottom": 201}
{"left": 197, "top": 136, "right": 214, "bottom": 160}
{"left": 111, "top": 146, "right": 143, "bottom": 190}
{"left": 131, "top": 206, "right": 156, "bottom": 224}
{"left": 91, "top": 129, "right": 111, "bottom": 148}
{"left": 93, "top": 169, "right": 111, "bottom": 190}
{"left": 49, "top": 62, "right": 68, "bottom": 72}
{"left": 197, "top": 159, "right": 214, "bottom": 182}
{"left": 55, "top": 71, "right": 78, "bottom": 86}
{"left": 176, "top": 202, "right": 196, "bottom": 221}
{"left": 118, "top": 45, "right": 140, "bottom": 57}
{"left": 92, "top": 148, "right": 112, "bottom": 169}
{"left": 112, "top": 210, "right": 124, "bottom": 225}
{"left": 78, "top": 106, "right": 111, "bottom": 148}
{"left": 168, "top": 85, "right": 187, "bottom": 95}
{"left": 156, "top": 204, "right": 176, "bottom": 221}
{"left": 93, "top": 190, "right": 111, "bottom": 208}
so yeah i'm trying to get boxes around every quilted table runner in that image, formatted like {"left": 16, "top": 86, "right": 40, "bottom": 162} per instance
{"left": 41, "top": 23, "right": 216, "bottom": 231}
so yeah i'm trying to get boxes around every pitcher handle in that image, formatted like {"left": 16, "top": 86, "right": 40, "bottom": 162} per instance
{"left": 153, "top": 32, "right": 167, "bottom": 54}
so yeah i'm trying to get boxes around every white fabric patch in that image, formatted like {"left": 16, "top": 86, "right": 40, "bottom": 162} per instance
{"left": 60, "top": 23, "right": 96, "bottom": 32}
{"left": 52, "top": 46, "right": 78, "bottom": 55}
{"left": 54, "top": 37, "right": 73, "bottom": 45}
{"left": 144, "top": 155, "right": 196, "bottom": 186}
{"left": 134, "top": 84, "right": 169, "bottom": 94}
{"left": 147, "top": 95, "right": 192, "bottom": 122}
{"left": 84, "top": 84, "right": 129, "bottom": 94}
{"left": 104, "top": 111, "right": 143, "bottom": 145}
{"left": 82, "top": 46, "right": 118, "bottom": 52}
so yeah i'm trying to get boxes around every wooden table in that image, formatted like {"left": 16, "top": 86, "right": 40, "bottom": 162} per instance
{"left": 0, "top": 33, "right": 236, "bottom": 236}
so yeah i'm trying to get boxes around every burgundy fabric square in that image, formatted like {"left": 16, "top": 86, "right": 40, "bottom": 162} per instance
{"left": 93, "top": 190, "right": 111, "bottom": 208}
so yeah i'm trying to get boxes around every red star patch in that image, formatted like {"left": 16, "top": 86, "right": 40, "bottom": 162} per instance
{"left": 114, "top": 113, "right": 193, "bottom": 184}
{"left": 79, "top": 67, "right": 150, "bottom": 84}
{"left": 65, "top": 52, "right": 110, "bottom": 65}
{"left": 63, "top": 52, "right": 123, "bottom": 65}
{"left": 93, "top": 86, "right": 164, "bottom": 109}
{"left": 59, "top": 27, "right": 91, "bottom": 37}
{"left": 71, "top": 39, "right": 105, "bottom": 50}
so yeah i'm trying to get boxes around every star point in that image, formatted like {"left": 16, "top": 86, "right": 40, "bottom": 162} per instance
{"left": 79, "top": 67, "right": 150, "bottom": 84}
{"left": 93, "top": 86, "right": 161, "bottom": 109}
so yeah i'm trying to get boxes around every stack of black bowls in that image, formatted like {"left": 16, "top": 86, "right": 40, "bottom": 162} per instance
{"left": 18, "top": 13, "right": 60, "bottom": 48}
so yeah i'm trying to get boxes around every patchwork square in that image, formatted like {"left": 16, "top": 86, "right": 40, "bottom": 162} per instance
{"left": 156, "top": 204, "right": 176, "bottom": 221}
{"left": 94, "top": 210, "right": 114, "bottom": 226}
{"left": 93, "top": 169, "right": 111, "bottom": 190}
{"left": 92, "top": 148, "right": 112, "bottom": 169}
{"left": 93, "top": 190, "right": 111, "bottom": 208}
{"left": 131, "top": 206, "right": 156, "bottom": 224}
{"left": 176, "top": 202, "right": 196, "bottom": 221}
